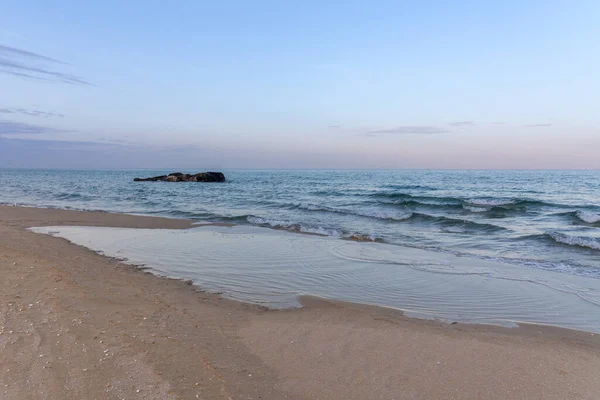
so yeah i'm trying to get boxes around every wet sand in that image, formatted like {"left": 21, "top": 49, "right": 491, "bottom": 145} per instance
{"left": 1, "top": 205, "right": 600, "bottom": 399}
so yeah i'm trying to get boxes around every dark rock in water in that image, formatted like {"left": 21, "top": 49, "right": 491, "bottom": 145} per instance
{"left": 134, "top": 172, "right": 226, "bottom": 182}
{"left": 194, "top": 172, "right": 226, "bottom": 182}
{"left": 133, "top": 175, "right": 167, "bottom": 181}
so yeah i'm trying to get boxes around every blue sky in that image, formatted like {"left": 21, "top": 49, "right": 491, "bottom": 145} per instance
{"left": 1, "top": 0, "right": 599, "bottom": 168}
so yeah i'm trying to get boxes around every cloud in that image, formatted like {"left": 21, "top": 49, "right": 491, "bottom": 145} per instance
{"left": 0, "top": 120, "right": 66, "bottom": 135}
{"left": 0, "top": 44, "right": 92, "bottom": 85}
{"left": 328, "top": 125, "right": 342, "bottom": 129}
{"left": 0, "top": 108, "right": 64, "bottom": 118}
{"left": 524, "top": 124, "right": 552, "bottom": 128}
{"left": 448, "top": 121, "right": 475, "bottom": 127}
{"left": 0, "top": 44, "right": 66, "bottom": 64}
{"left": 367, "top": 126, "right": 451, "bottom": 136}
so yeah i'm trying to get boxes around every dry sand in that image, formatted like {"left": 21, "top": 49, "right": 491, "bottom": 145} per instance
{"left": 1, "top": 205, "right": 599, "bottom": 399}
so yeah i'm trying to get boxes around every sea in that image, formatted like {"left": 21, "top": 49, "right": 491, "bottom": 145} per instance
{"left": 2, "top": 169, "right": 599, "bottom": 276}
{"left": 3, "top": 169, "right": 600, "bottom": 331}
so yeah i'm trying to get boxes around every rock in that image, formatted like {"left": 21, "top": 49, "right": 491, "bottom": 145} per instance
{"left": 134, "top": 172, "right": 226, "bottom": 182}
{"left": 164, "top": 175, "right": 179, "bottom": 182}
{"left": 194, "top": 172, "right": 226, "bottom": 182}
{"left": 133, "top": 175, "right": 167, "bottom": 182}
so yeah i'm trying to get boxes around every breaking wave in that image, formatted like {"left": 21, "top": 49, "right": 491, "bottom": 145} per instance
{"left": 575, "top": 210, "right": 600, "bottom": 224}
{"left": 545, "top": 232, "right": 600, "bottom": 251}
{"left": 291, "top": 203, "right": 413, "bottom": 221}
{"left": 369, "top": 193, "right": 562, "bottom": 213}
{"left": 246, "top": 216, "right": 382, "bottom": 242}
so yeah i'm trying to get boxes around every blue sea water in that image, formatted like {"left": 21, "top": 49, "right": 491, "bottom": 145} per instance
{"left": 2, "top": 169, "right": 599, "bottom": 277}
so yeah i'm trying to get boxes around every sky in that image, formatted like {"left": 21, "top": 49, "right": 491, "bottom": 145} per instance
{"left": 1, "top": 0, "right": 599, "bottom": 169}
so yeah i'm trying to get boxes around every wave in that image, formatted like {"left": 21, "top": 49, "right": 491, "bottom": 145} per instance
{"left": 555, "top": 211, "right": 600, "bottom": 225}
{"left": 464, "top": 198, "right": 517, "bottom": 207}
{"left": 370, "top": 192, "right": 461, "bottom": 204}
{"left": 157, "top": 203, "right": 508, "bottom": 237}
{"left": 462, "top": 205, "right": 490, "bottom": 213}
{"left": 247, "top": 208, "right": 505, "bottom": 236}
{"left": 245, "top": 216, "right": 382, "bottom": 241}
{"left": 289, "top": 203, "right": 506, "bottom": 232}
{"left": 164, "top": 210, "right": 217, "bottom": 219}
{"left": 54, "top": 192, "right": 95, "bottom": 202}
{"left": 541, "top": 232, "right": 600, "bottom": 251}
{"left": 0, "top": 202, "right": 111, "bottom": 214}
{"left": 392, "top": 199, "right": 464, "bottom": 209}
{"left": 310, "top": 190, "right": 349, "bottom": 196}
{"left": 291, "top": 203, "right": 413, "bottom": 221}
{"left": 247, "top": 215, "right": 345, "bottom": 237}
{"left": 381, "top": 184, "right": 437, "bottom": 190}
{"left": 407, "top": 212, "right": 507, "bottom": 233}
{"left": 370, "top": 192, "right": 563, "bottom": 212}
{"left": 576, "top": 210, "right": 600, "bottom": 224}
{"left": 352, "top": 209, "right": 413, "bottom": 221}
{"left": 464, "top": 198, "right": 564, "bottom": 210}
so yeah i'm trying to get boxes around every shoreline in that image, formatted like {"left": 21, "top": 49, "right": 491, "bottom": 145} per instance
{"left": 4, "top": 204, "right": 600, "bottom": 334}
{"left": 6, "top": 202, "right": 599, "bottom": 282}
{"left": 30, "top": 221, "right": 600, "bottom": 334}
{"left": 2, "top": 205, "right": 600, "bottom": 399}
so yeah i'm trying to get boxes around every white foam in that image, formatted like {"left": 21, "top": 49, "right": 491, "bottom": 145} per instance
{"left": 576, "top": 210, "right": 600, "bottom": 224}
{"left": 299, "top": 225, "right": 343, "bottom": 237}
{"left": 247, "top": 215, "right": 290, "bottom": 227}
{"left": 466, "top": 198, "right": 516, "bottom": 207}
{"left": 247, "top": 216, "right": 343, "bottom": 237}
{"left": 549, "top": 232, "right": 600, "bottom": 251}
{"left": 295, "top": 202, "right": 329, "bottom": 212}
{"left": 296, "top": 203, "right": 413, "bottom": 221}
{"left": 353, "top": 209, "right": 413, "bottom": 221}
{"left": 463, "top": 205, "right": 489, "bottom": 213}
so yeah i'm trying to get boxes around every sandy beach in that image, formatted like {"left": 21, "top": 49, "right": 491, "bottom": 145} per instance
{"left": 1, "top": 205, "right": 600, "bottom": 400}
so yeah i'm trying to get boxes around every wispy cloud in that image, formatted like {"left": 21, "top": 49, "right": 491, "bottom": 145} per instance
{"left": 367, "top": 126, "right": 451, "bottom": 136}
{"left": 0, "top": 44, "right": 66, "bottom": 64}
{"left": 0, "top": 108, "right": 64, "bottom": 118}
{"left": 0, "top": 120, "right": 66, "bottom": 135}
{"left": 448, "top": 121, "right": 475, "bottom": 127}
{"left": 0, "top": 44, "right": 92, "bottom": 86}
{"left": 524, "top": 123, "right": 552, "bottom": 128}
{"left": 328, "top": 125, "right": 342, "bottom": 129}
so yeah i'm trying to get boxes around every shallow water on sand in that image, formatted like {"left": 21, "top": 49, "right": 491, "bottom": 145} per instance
{"left": 32, "top": 225, "right": 600, "bottom": 333}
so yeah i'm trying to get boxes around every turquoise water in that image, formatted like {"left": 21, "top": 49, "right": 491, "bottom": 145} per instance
{"left": 2, "top": 169, "right": 599, "bottom": 276}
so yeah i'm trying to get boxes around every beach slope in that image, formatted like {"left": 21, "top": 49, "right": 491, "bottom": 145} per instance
{"left": 1, "top": 205, "right": 600, "bottom": 399}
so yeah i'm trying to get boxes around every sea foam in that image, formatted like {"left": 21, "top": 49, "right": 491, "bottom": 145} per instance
{"left": 548, "top": 232, "right": 600, "bottom": 251}
{"left": 576, "top": 210, "right": 600, "bottom": 224}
